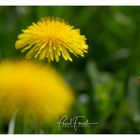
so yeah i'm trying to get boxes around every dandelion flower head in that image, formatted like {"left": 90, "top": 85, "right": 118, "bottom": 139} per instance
{"left": 15, "top": 17, "right": 88, "bottom": 62}
{"left": 0, "top": 60, "right": 74, "bottom": 125}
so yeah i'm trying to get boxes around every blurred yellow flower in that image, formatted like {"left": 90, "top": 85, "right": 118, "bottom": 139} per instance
{"left": 0, "top": 60, "right": 74, "bottom": 125}
{"left": 15, "top": 17, "right": 88, "bottom": 62}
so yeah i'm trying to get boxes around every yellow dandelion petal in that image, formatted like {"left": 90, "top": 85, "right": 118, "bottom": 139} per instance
{"left": 15, "top": 17, "right": 88, "bottom": 62}
{"left": 0, "top": 60, "right": 74, "bottom": 125}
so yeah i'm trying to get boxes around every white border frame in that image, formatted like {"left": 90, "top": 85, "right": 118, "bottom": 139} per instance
{"left": 0, "top": 0, "right": 140, "bottom": 6}
{"left": 0, "top": 135, "right": 140, "bottom": 140}
{"left": 0, "top": 0, "right": 140, "bottom": 139}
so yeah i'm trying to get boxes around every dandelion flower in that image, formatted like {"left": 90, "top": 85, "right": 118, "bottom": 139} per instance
{"left": 0, "top": 60, "right": 74, "bottom": 125}
{"left": 15, "top": 17, "right": 88, "bottom": 62}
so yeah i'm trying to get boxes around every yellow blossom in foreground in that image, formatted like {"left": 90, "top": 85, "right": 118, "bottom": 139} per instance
{"left": 0, "top": 60, "right": 74, "bottom": 125}
{"left": 15, "top": 17, "right": 88, "bottom": 62}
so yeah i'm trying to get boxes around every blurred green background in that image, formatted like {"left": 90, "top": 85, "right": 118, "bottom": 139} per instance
{"left": 0, "top": 6, "right": 140, "bottom": 134}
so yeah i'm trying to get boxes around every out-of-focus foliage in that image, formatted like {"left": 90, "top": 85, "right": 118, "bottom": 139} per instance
{"left": 0, "top": 6, "right": 140, "bottom": 134}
